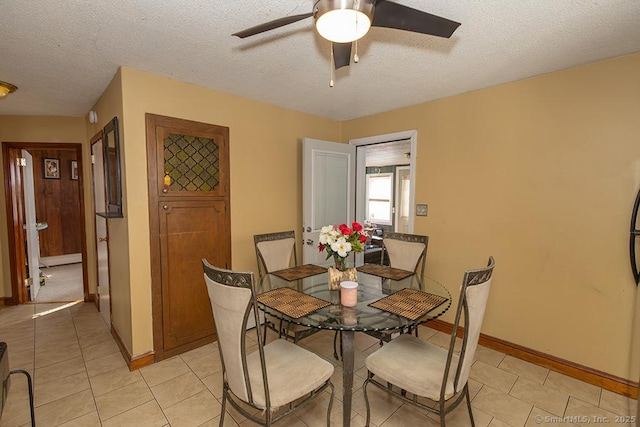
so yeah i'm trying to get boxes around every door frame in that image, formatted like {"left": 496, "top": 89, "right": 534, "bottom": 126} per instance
{"left": 350, "top": 130, "right": 418, "bottom": 233}
{"left": 2, "top": 141, "right": 89, "bottom": 304}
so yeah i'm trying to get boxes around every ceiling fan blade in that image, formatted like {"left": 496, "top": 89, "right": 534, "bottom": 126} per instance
{"left": 372, "top": 1, "right": 461, "bottom": 38}
{"left": 232, "top": 12, "right": 313, "bottom": 38}
{"left": 333, "top": 43, "right": 352, "bottom": 69}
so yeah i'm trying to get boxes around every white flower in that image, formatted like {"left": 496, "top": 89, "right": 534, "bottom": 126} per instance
{"left": 331, "top": 238, "right": 352, "bottom": 258}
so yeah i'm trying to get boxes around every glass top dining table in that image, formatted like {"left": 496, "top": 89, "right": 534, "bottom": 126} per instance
{"left": 257, "top": 268, "right": 452, "bottom": 427}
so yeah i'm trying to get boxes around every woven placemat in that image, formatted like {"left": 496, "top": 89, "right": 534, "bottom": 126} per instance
{"left": 369, "top": 288, "right": 448, "bottom": 321}
{"left": 271, "top": 264, "right": 326, "bottom": 281}
{"left": 357, "top": 264, "right": 414, "bottom": 281}
{"left": 257, "top": 288, "right": 330, "bottom": 319}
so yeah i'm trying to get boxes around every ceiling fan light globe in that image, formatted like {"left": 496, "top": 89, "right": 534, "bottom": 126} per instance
{"left": 316, "top": 9, "right": 371, "bottom": 43}
{"left": 0, "top": 81, "right": 18, "bottom": 98}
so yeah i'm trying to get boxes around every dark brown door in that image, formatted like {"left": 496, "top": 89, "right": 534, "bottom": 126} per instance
{"left": 147, "top": 114, "right": 231, "bottom": 360}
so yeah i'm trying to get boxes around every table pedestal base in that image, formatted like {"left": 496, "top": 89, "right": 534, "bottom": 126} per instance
{"left": 342, "top": 330, "right": 355, "bottom": 427}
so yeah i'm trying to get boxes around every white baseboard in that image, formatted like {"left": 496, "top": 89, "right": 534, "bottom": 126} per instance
{"left": 40, "top": 254, "right": 82, "bottom": 267}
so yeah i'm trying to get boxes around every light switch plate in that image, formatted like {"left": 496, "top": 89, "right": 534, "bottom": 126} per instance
{"left": 416, "top": 204, "right": 428, "bottom": 216}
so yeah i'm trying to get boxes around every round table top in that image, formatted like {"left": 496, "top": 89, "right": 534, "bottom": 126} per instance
{"left": 257, "top": 269, "right": 452, "bottom": 332}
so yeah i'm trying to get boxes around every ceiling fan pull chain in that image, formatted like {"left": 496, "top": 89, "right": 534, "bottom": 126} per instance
{"left": 354, "top": 1, "right": 360, "bottom": 63}
{"left": 330, "top": 43, "right": 335, "bottom": 87}
{"left": 354, "top": 40, "right": 359, "bottom": 63}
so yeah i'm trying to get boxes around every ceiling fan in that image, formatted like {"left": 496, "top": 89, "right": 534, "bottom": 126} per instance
{"left": 232, "top": 0, "right": 461, "bottom": 70}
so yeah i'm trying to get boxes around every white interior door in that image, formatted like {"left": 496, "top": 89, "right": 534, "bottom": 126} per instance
{"left": 22, "top": 150, "right": 41, "bottom": 300}
{"left": 302, "top": 138, "right": 356, "bottom": 266}
{"left": 92, "top": 139, "right": 110, "bottom": 326}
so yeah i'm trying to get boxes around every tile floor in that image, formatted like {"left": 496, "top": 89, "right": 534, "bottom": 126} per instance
{"left": 0, "top": 302, "right": 636, "bottom": 427}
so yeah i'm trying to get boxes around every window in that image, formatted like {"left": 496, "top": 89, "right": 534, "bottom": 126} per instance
{"left": 366, "top": 173, "right": 393, "bottom": 225}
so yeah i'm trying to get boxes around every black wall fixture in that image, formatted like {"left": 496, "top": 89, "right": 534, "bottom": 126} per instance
{"left": 630, "top": 188, "right": 640, "bottom": 285}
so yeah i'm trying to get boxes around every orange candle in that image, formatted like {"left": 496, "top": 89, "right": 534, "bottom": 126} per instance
{"left": 340, "top": 281, "right": 358, "bottom": 307}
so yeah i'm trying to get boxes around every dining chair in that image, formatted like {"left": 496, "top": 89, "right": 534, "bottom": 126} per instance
{"left": 202, "top": 259, "right": 335, "bottom": 426}
{"left": 254, "top": 230, "right": 319, "bottom": 343}
{"left": 381, "top": 232, "right": 429, "bottom": 280}
{"left": 362, "top": 256, "right": 495, "bottom": 427}
{"left": 0, "top": 342, "right": 35, "bottom": 427}
{"left": 368, "top": 232, "right": 429, "bottom": 344}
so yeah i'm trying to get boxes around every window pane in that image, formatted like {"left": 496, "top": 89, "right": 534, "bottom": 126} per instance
{"left": 368, "top": 175, "right": 392, "bottom": 199}
{"left": 368, "top": 201, "right": 391, "bottom": 222}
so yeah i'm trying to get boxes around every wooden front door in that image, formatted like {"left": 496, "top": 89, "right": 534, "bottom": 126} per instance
{"left": 147, "top": 114, "right": 231, "bottom": 360}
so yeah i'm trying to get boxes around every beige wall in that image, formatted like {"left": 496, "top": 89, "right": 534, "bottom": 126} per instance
{"left": 119, "top": 67, "right": 341, "bottom": 354}
{"left": 342, "top": 53, "right": 640, "bottom": 381}
{"left": 0, "top": 116, "right": 87, "bottom": 298}
{"left": 86, "top": 70, "right": 131, "bottom": 350}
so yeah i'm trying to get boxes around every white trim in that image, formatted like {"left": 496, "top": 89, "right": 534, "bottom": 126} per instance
{"left": 350, "top": 130, "right": 417, "bottom": 233}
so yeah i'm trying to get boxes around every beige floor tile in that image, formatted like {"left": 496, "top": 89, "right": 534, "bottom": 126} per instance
{"left": 35, "top": 370, "right": 91, "bottom": 406}
{"left": 472, "top": 386, "right": 533, "bottom": 427}
{"left": 417, "top": 326, "right": 439, "bottom": 341}
{"left": 294, "top": 389, "right": 358, "bottom": 426}
{"left": 475, "top": 345, "right": 507, "bottom": 367}
{"left": 163, "top": 390, "right": 221, "bottom": 427}
{"left": 498, "top": 356, "right": 549, "bottom": 385}
{"left": 470, "top": 360, "right": 518, "bottom": 393}
{"left": 422, "top": 392, "right": 492, "bottom": 427}
{"left": 101, "top": 400, "right": 168, "bottom": 427}
{"left": 201, "top": 370, "right": 224, "bottom": 399}
{"left": 179, "top": 343, "right": 222, "bottom": 378}
{"left": 34, "top": 355, "right": 85, "bottom": 384}
{"left": 84, "top": 351, "right": 127, "bottom": 378}
{"left": 509, "top": 377, "right": 569, "bottom": 417}
{"left": 34, "top": 389, "right": 97, "bottom": 426}
{"left": 151, "top": 371, "right": 207, "bottom": 409}
{"left": 77, "top": 330, "right": 115, "bottom": 349}
{"left": 95, "top": 379, "right": 155, "bottom": 420}
{"left": 139, "top": 355, "right": 191, "bottom": 387}
{"left": 565, "top": 396, "right": 621, "bottom": 427}
{"left": 57, "top": 410, "right": 102, "bottom": 426}
{"left": 599, "top": 389, "right": 636, "bottom": 416}
{"left": 34, "top": 342, "right": 82, "bottom": 368}
{"left": 544, "top": 371, "right": 601, "bottom": 406}
{"left": 239, "top": 412, "right": 307, "bottom": 426}
{"left": 427, "top": 331, "right": 463, "bottom": 351}
{"left": 1, "top": 395, "right": 34, "bottom": 427}
{"left": 489, "top": 418, "right": 516, "bottom": 427}
{"left": 525, "top": 406, "right": 580, "bottom": 427}
{"left": 380, "top": 403, "right": 439, "bottom": 427}
{"left": 203, "top": 412, "right": 241, "bottom": 426}
{"left": 80, "top": 339, "right": 120, "bottom": 362}
{"left": 351, "top": 384, "right": 404, "bottom": 426}
{"left": 468, "top": 378, "right": 484, "bottom": 400}
{"left": 89, "top": 365, "right": 144, "bottom": 397}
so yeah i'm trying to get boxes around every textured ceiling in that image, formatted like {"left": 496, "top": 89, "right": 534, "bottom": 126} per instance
{"left": 1, "top": 1, "right": 639, "bottom": 121}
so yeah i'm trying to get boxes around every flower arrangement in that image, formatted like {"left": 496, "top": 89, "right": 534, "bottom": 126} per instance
{"left": 318, "top": 222, "right": 368, "bottom": 271}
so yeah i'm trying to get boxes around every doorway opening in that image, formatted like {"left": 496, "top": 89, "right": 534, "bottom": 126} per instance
{"left": 350, "top": 131, "right": 417, "bottom": 266}
{"left": 351, "top": 130, "right": 417, "bottom": 232}
{"left": 2, "top": 142, "right": 89, "bottom": 305}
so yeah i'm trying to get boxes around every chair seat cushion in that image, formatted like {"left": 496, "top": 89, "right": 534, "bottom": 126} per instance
{"left": 365, "top": 334, "right": 459, "bottom": 400}
{"left": 247, "top": 339, "right": 334, "bottom": 409}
